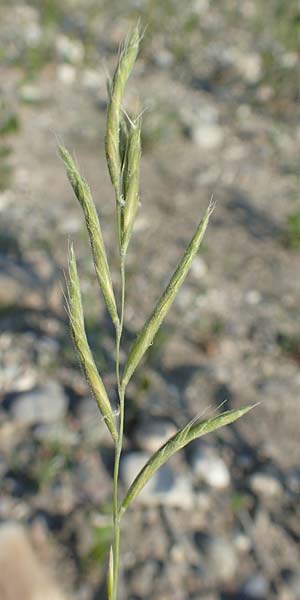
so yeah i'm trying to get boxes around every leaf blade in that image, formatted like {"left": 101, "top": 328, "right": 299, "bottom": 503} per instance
{"left": 121, "top": 404, "right": 256, "bottom": 511}
{"left": 122, "top": 199, "right": 215, "bottom": 386}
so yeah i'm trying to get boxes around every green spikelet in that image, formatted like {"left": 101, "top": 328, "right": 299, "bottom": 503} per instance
{"left": 59, "top": 144, "right": 119, "bottom": 329}
{"left": 121, "top": 116, "right": 142, "bottom": 254}
{"left": 122, "top": 198, "right": 215, "bottom": 386}
{"left": 121, "top": 404, "right": 256, "bottom": 511}
{"left": 105, "top": 23, "right": 140, "bottom": 197}
{"left": 67, "top": 245, "right": 118, "bottom": 442}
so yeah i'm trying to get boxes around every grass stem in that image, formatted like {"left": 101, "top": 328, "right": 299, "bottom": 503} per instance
{"left": 112, "top": 256, "right": 126, "bottom": 599}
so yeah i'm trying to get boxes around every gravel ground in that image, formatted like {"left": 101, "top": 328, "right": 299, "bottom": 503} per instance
{"left": 0, "top": 2, "right": 300, "bottom": 599}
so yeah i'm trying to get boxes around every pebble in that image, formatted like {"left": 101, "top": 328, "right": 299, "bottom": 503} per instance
{"left": 235, "top": 52, "right": 262, "bottom": 84}
{"left": 249, "top": 472, "right": 282, "bottom": 498}
{"left": 55, "top": 34, "right": 84, "bottom": 64}
{"left": 196, "top": 534, "right": 238, "bottom": 582}
{"left": 283, "top": 569, "right": 300, "bottom": 598}
{"left": 81, "top": 69, "right": 105, "bottom": 90}
{"left": 121, "top": 452, "right": 194, "bottom": 508}
{"left": 33, "top": 422, "right": 79, "bottom": 446}
{"left": 191, "top": 444, "right": 231, "bottom": 489}
{"left": 154, "top": 48, "right": 173, "bottom": 68}
{"left": 20, "top": 84, "right": 45, "bottom": 104}
{"left": 233, "top": 531, "right": 252, "bottom": 553}
{"left": 209, "top": 536, "right": 238, "bottom": 582}
{"left": 134, "top": 418, "right": 177, "bottom": 453}
{"left": 76, "top": 454, "right": 112, "bottom": 504}
{"left": 0, "top": 257, "right": 41, "bottom": 308}
{"left": 8, "top": 380, "right": 68, "bottom": 425}
{"left": 193, "top": 123, "right": 224, "bottom": 150}
{"left": 77, "top": 395, "right": 112, "bottom": 445}
{"left": 241, "top": 573, "right": 270, "bottom": 598}
{"left": 190, "top": 256, "right": 207, "bottom": 278}
{"left": 57, "top": 64, "right": 76, "bottom": 85}
{"left": 0, "top": 522, "right": 68, "bottom": 600}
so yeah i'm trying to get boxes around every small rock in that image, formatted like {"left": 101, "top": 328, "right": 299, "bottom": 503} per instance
{"left": 209, "top": 537, "right": 237, "bottom": 582}
{"left": 0, "top": 257, "right": 41, "bottom": 308}
{"left": 57, "top": 64, "right": 76, "bottom": 85}
{"left": 233, "top": 531, "right": 252, "bottom": 553}
{"left": 55, "top": 34, "right": 84, "bottom": 64}
{"left": 236, "top": 52, "right": 262, "bottom": 84}
{"left": 20, "top": 84, "right": 45, "bottom": 103}
{"left": 76, "top": 454, "right": 111, "bottom": 504}
{"left": 33, "top": 422, "right": 79, "bottom": 446}
{"left": 154, "top": 48, "right": 173, "bottom": 68}
{"left": 197, "top": 535, "right": 237, "bottom": 582}
{"left": 283, "top": 569, "right": 300, "bottom": 598}
{"left": 249, "top": 472, "right": 282, "bottom": 498}
{"left": 193, "top": 123, "right": 224, "bottom": 150}
{"left": 82, "top": 69, "right": 105, "bottom": 90}
{"left": 191, "top": 445, "right": 231, "bottom": 489}
{"left": 121, "top": 452, "right": 194, "bottom": 508}
{"left": 134, "top": 418, "right": 177, "bottom": 453}
{"left": 24, "top": 22, "right": 42, "bottom": 47}
{"left": 241, "top": 573, "right": 270, "bottom": 599}
{"left": 0, "top": 522, "right": 67, "bottom": 600}
{"left": 77, "top": 395, "right": 112, "bottom": 445}
{"left": 190, "top": 256, "right": 207, "bottom": 278}
{"left": 245, "top": 289, "right": 262, "bottom": 305}
{"left": 8, "top": 381, "right": 68, "bottom": 425}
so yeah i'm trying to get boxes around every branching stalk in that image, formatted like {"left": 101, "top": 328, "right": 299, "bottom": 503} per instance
{"left": 61, "top": 24, "right": 257, "bottom": 600}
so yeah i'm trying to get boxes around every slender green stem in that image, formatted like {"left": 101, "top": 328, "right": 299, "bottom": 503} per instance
{"left": 112, "top": 256, "right": 126, "bottom": 600}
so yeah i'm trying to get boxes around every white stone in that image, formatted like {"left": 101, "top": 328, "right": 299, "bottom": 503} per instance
{"left": 242, "top": 573, "right": 270, "bottom": 598}
{"left": 206, "top": 536, "right": 238, "bottom": 581}
{"left": 193, "top": 123, "right": 224, "bottom": 150}
{"left": 55, "top": 35, "right": 84, "bottom": 64}
{"left": 245, "top": 289, "right": 262, "bottom": 305}
{"left": 82, "top": 69, "right": 105, "bottom": 90}
{"left": 249, "top": 472, "right": 282, "bottom": 498}
{"left": 237, "top": 53, "right": 262, "bottom": 83}
{"left": 24, "top": 23, "right": 42, "bottom": 47}
{"left": 134, "top": 418, "right": 177, "bottom": 453}
{"left": 9, "top": 381, "right": 68, "bottom": 425}
{"left": 191, "top": 445, "right": 231, "bottom": 489}
{"left": 0, "top": 523, "right": 67, "bottom": 600}
{"left": 20, "top": 85, "right": 44, "bottom": 103}
{"left": 57, "top": 64, "right": 76, "bottom": 85}
{"left": 190, "top": 256, "right": 207, "bottom": 278}
{"left": 121, "top": 452, "right": 194, "bottom": 508}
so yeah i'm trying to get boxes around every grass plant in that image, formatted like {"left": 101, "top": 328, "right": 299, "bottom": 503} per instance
{"left": 59, "top": 24, "right": 256, "bottom": 600}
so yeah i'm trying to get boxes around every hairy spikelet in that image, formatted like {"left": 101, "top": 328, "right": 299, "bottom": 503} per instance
{"left": 59, "top": 145, "right": 119, "bottom": 328}
{"left": 105, "top": 23, "right": 141, "bottom": 199}
{"left": 121, "top": 404, "right": 256, "bottom": 510}
{"left": 121, "top": 117, "right": 142, "bottom": 254}
{"left": 122, "top": 198, "right": 215, "bottom": 386}
{"left": 67, "top": 245, "right": 118, "bottom": 442}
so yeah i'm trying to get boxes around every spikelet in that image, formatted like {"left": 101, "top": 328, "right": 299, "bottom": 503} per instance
{"left": 59, "top": 145, "right": 119, "bottom": 329}
{"left": 122, "top": 198, "right": 215, "bottom": 386}
{"left": 121, "top": 116, "right": 142, "bottom": 254}
{"left": 121, "top": 404, "right": 256, "bottom": 511}
{"left": 105, "top": 23, "right": 141, "bottom": 200}
{"left": 67, "top": 245, "right": 118, "bottom": 442}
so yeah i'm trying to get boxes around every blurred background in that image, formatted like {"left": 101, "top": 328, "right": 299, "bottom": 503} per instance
{"left": 0, "top": 1, "right": 300, "bottom": 599}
